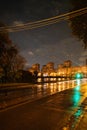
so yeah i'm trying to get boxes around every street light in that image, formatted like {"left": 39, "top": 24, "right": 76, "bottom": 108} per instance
{"left": 75, "top": 73, "right": 83, "bottom": 79}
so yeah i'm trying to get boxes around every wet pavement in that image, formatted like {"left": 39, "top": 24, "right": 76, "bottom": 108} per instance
{"left": 0, "top": 80, "right": 76, "bottom": 110}
{"left": 74, "top": 98, "right": 87, "bottom": 130}
{"left": 0, "top": 79, "right": 87, "bottom": 130}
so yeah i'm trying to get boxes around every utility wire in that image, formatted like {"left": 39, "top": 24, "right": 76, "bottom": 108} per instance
{"left": 9, "top": 10, "right": 87, "bottom": 32}
{"left": 0, "top": 7, "right": 87, "bottom": 32}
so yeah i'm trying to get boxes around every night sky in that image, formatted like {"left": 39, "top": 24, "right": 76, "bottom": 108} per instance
{"left": 0, "top": 0, "right": 87, "bottom": 68}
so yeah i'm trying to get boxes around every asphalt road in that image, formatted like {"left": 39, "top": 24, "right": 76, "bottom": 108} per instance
{"left": 0, "top": 79, "right": 87, "bottom": 130}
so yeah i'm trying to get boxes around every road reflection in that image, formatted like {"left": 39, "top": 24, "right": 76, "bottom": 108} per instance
{"left": 71, "top": 79, "right": 81, "bottom": 107}
{"left": 62, "top": 79, "right": 84, "bottom": 130}
{"left": 36, "top": 79, "right": 87, "bottom": 130}
{"left": 36, "top": 80, "right": 76, "bottom": 96}
{"left": 30, "top": 79, "right": 87, "bottom": 105}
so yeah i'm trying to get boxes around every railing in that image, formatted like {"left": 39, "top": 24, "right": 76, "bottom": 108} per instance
{"left": 37, "top": 76, "right": 73, "bottom": 83}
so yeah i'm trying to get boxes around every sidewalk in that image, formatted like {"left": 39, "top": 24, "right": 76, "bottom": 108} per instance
{"left": 62, "top": 96, "right": 87, "bottom": 130}
{"left": 75, "top": 97, "right": 87, "bottom": 130}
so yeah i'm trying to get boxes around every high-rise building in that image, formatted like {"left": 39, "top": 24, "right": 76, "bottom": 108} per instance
{"left": 28, "top": 63, "right": 40, "bottom": 74}
{"left": 57, "top": 64, "right": 64, "bottom": 69}
{"left": 41, "top": 65, "right": 47, "bottom": 73}
{"left": 63, "top": 60, "right": 72, "bottom": 67}
{"left": 46, "top": 62, "right": 55, "bottom": 72}
{"left": 41, "top": 62, "right": 55, "bottom": 74}
{"left": 32, "top": 63, "right": 40, "bottom": 72}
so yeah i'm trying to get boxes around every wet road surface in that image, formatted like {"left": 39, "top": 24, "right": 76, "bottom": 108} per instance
{"left": 0, "top": 79, "right": 87, "bottom": 130}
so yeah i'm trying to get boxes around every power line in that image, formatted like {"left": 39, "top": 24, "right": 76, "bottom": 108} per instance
{"left": 0, "top": 7, "right": 87, "bottom": 32}
{"left": 10, "top": 10, "right": 87, "bottom": 32}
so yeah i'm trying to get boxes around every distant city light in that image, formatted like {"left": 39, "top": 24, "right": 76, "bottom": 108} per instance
{"left": 75, "top": 73, "right": 83, "bottom": 79}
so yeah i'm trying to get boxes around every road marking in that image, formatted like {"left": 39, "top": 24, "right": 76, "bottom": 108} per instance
{"left": 45, "top": 99, "right": 54, "bottom": 103}
{"left": 42, "top": 106, "right": 67, "bottom": 112}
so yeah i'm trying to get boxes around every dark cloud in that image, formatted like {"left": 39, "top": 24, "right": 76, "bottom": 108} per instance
{"left": 0, "top": 0, "right": 84, "bottom": 67}
{"left": 0, "top": 0, "right": 71, "bottom": 24}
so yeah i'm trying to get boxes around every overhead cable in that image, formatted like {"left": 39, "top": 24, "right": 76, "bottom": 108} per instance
{"left": 0, "top": 7, "right": 87, "bottom": 32}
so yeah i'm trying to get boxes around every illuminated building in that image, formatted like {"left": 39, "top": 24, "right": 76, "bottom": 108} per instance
{"left": 38, "top": 60, "right": 87, "bottom": 78}
{"left": 41, "top": 62, "right": 55, "bottom": 74}
{"left": 41, "top": 65, "right": 47, "bottom": 73}
{"left": 30, "top": 60, "right": 87, "bottom": 83}
{"left": 28, "top": 63, "right": 40, "bottom": 74}
{"left": 63, "top": 60, "right": 72, "bottom": 67}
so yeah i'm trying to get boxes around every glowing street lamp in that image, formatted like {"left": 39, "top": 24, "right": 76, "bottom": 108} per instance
{"left": 75, "top": 73, "right": 83, "bottom": 79}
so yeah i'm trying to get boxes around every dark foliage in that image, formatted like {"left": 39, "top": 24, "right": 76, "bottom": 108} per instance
{"left": 69, "top": 0, "right": 87, "bottom": 49}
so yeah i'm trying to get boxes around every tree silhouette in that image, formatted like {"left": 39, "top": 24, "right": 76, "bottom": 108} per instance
{"left": 69, "top": 0, "right": 87, "bottom": 49}
{"left": 0, "top": 23, "right": 26, "bottom": 83}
